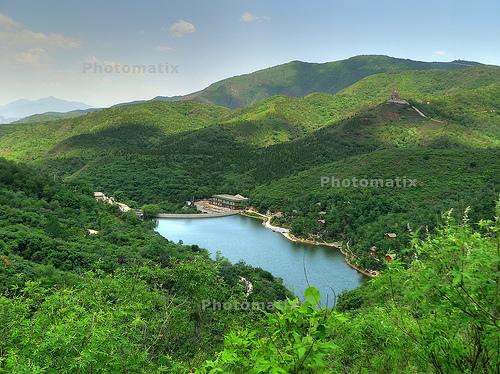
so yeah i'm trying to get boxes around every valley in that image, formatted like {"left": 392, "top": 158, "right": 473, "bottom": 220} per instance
{"left": 1, "top": 59, "right": 498, "bottom": 272}
{"left": 1, "top": 53, "right": 499, "bottom": 373}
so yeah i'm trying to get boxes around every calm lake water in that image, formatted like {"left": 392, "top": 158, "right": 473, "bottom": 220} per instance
{"left": 155, "top": 215, "right": 365, "bottom": 304}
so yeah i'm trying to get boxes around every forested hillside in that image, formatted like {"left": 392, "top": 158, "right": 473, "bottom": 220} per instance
{"left": 199, "top": 209, "right": 499, "bottom": 373}
{"left": 182, "top": 55, "right": 473, "bottom": 108}
{"left": 252, "top": 147, "right": 499, "bottom": 270}
{"left": 0, "top": 59, "right": 498, "bottom": 270}
{"left": 0, "top": 159, "right": 288, "bottom": 372}
{"left": 1, "top": 160, "right": 497, "bottom": 373}
{"left": 1, "top": 52, "right": 499, "bottom": 373}
{"left": 0, "top": 100, "right": 231, "bottom": 160}
{"left": 12, "top": 108, "right": 98, "bottom": 124}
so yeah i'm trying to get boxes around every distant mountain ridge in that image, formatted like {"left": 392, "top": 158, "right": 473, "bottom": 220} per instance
{"left": 0, "top": 96, "right": 93, "bottom": 123}
{"left": 2, "top": 56, "right": 482, "bottom": 122}
{"left": 146, "top": 56, "right": 483, "bottom": 109}
{"left": 0, "top": 58, "right": 497, "bottom": 270}
{"left": 176, "top": 55, "right": 481, "bottom": 108}
{"left": 13, "top": 108, "right": 99, "bottom": 124}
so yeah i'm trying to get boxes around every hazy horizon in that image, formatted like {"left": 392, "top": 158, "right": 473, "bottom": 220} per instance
{"left": 1, "top": 0, "right": 499, "bottom": 107}
{"left": 1, "top": 54, "right": 492, "bottom": 109}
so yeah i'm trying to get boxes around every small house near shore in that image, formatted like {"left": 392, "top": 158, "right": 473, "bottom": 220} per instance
{"left": 385, "top": 253, "right": 397, "bottom": 262}
{"left": 384, "top": 232, "right": 397, "bottom": 240}
{"left": 135, "top": 209, "right": 144, "bottom": 219}
{"left": 211, "top": 194, "right": 249, "bottom": 210}
{"left": 94, "top": 192, "right": 106, "bottom": 201}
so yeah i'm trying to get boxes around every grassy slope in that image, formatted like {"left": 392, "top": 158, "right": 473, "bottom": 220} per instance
{"left": 249, "top": 100, "right": 497, "bottom": 184}
{"left": 339, "top": 65, "right": 500, "bottom": 135}
{"left": 186, "top": 55, "right": 470, "bottom": 108}
{"left": 0, "top": 65, "right": 497, "bottom": 206}
{"left": 212, "top": 65, "right": 500, "bottom": 147}
{"left": 12, "top": 109, "right": 99, "bottom": 124}
{"left": 1, "top": 65, "right": 496, "bottom": 158}
{"left": 0, "top": 100, "right": 231, "bottom": 160}
{"left": 247, "top": 100, "right": 499, "bottom": 268}
{"left": 218, "top": 92, "right": 373, "bottom": 147}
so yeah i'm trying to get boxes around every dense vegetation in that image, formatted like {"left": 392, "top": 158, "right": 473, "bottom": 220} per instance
{"left": 0, "top": 159, "right": 289, "bottom": 372}
{"left": 1, "top": 159, "right": 498, "bottom": 373}
{"left": 1, "top": 55, "right": 499, "bottom": 372}
{"left": 0, "top": 100, "right": 230, "bottom": 160}
{"left": 200, "top": 209, "right": 499, "bottom": 373}
{"left": 1, "top": 62, "right": 499, "bottom": 268}
{"left": 12, "top": 108, "right": 98, "bottom": 124}
{"left": 252, "top": 147, "right": 499, "bottom": 270}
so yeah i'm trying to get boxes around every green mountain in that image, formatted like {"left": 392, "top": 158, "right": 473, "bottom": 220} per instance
{"left": 1, "top": 54, "right": 499, "bottom": 373}
{"left": 251, "top": 146, "right": 498, "bottom": 269}
{"left": 0, "top": 58, "right": 498, "bottom": 269}
{"left": 217, "top": 65, "right": 500, "bottom": 147}
{"left": 12, "top": 108, "right": 99, "bottom": 124}
{"left": 182, "top": 55, "right": 475, "bottom": 108}
{"left": 1, "top": 143, "right": 498, "bottom": 373}
{"left": 0, "top": 100, "right": 230, "bottom": 160}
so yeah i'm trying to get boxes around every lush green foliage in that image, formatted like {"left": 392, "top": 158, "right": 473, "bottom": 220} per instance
{"left": 1, "top": 158, "right": 497, "bottom": 373}
{"left": 1, "top": 65, "right": 498, "bottom": 268}
{"left": 0, "top": 100, "right": 230, "bottom": 159}
{"left": 12, "top": 109, "right": 98, "bottom": 124}
{"left": 0, "top": 159, "right": 289, "bottom": 372}
{"left": 0, "top": 56, "right": 498, "bottom": 372}
{"left": 252, "top": 147, "right": 499, "bottom": 270}
{"left": 199, "top": 212, "right": 500, "bottom": 373}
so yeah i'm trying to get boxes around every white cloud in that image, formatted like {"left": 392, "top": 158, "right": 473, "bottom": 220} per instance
{"left": 241, "top": 12, "right": 258, "bottom": 23}
{"left": 0, "top": 13, "right": 20, "bottom": 29}
{"left": 1, "top": 29, "right": 81, "bottom": 48}
{"left": 16, "top": 48, "right": 49, "bottom": 64}
{"left": 0, "top": 12, "right": 80, "bottom": 49}
{"left": 434, "top": 50, "right": 446, "bottom": 56}
{"left": 0, "top": 47, "right": 49, "bottom": 65}
{"left": 155, "top": 45, "right": 175, "bottom": 52}
{"left": 240, "top": 12, "right": 271, "bottom": 23}
{"left": 169, "top": 20, "right": 196, "bottom": 37}
{"left": 0, "top": 12, "right": 80, "bottom": 66}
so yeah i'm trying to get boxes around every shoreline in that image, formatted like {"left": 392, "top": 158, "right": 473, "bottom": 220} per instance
{"left": 156, "top": 211, "right": 238, "bottom": 219}
{"left": 241, "top": 210, "right": 376, "bottom": 278}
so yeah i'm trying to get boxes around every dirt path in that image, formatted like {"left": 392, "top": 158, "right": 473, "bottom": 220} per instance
{"left": 412, "top": 105, "right": 446, "bottom": 123}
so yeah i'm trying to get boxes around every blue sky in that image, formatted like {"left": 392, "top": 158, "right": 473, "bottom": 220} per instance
{"left": 1, "top": 0, "right": 499, "bottom": 107}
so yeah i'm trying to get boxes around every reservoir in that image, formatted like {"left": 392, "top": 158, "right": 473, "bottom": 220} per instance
{"left": 156, "top": 215, "right": 365, "bottom": 304}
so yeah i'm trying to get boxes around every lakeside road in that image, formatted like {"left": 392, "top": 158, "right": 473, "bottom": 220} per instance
{"left": 156, "top": 211, "right": 238, "bottom": 218}
{"left": 241, "top": 209, "right": 376, "bottom": 278}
